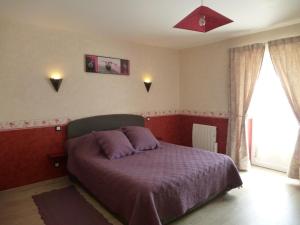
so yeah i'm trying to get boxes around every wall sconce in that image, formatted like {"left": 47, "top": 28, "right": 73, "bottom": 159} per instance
{"left": 143, "top": 77, "right": 152, "bottom": 92}
{"left": 49, "top": 73, "right": 63, "bottom": 92}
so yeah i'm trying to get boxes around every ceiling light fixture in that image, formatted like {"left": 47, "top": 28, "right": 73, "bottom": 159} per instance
{"left": 199, "top": 15, "right": 206, "bottom": 27}
{"left": 174, "top": 0, "right": 233, "bottom": 33}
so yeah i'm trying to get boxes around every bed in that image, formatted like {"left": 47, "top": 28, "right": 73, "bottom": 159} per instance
{"left": 66, "top": 114, "right": 242, "bottom": 225}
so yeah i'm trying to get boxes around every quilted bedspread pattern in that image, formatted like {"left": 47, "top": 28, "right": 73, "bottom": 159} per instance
{"left": 67, "top": 134, "right": 242, "bottom": 225}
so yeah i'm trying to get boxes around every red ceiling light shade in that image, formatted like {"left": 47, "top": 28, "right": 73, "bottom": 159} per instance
{"left": 174, "top": 6, "right": 233, "bottom": 33}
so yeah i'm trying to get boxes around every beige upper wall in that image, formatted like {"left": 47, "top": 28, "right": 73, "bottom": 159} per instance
{"left": 0, "top": 19, "right": 180, "bottom": 123}
{"left": 1, "top": 18, "right": 300, "bottom": 124}
{"left": 179, "top": 23, "right": 300, "bottom": 114}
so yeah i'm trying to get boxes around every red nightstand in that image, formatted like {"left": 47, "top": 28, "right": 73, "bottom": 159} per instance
{"left": 47, "top": 152, "right": 67, "bottom": 168}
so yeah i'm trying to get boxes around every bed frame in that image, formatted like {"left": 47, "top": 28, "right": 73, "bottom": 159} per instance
{"left": 67, "top": 114, "right": 144, "bottom": 139}
{"left": 66, "top": 114, "right": 227, "bottom": 225}
{"left": 66, "top": 114, "right": 145, "bottom": 224}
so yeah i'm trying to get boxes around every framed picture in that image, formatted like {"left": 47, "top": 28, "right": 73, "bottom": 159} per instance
{"left": 85, "top": 54, "right": 130, "bottom": 75}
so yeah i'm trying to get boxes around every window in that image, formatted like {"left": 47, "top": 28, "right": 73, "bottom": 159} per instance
{"left": 248, "top": 46, "right": 298, "bottom": 172}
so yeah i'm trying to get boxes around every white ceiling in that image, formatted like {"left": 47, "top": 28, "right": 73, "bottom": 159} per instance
{"left": 1, "top": 0, "right": 300, "bottom": 49}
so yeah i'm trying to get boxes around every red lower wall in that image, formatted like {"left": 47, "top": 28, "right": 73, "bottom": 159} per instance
{"left": 179, "top": 115, "right": 228, "bottom": 154}
{"left": 0, "top": 127, "right": 66, "bottom": 191}
{"left": 145, "top": 115, "right": 182, "bottom": 145}
{"left": 0, "top": 114, "right": 228, "bottom": 191}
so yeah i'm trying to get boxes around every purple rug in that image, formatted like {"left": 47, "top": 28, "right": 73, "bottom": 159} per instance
{"left": 33, "top": 186, "right": 112, "bottom": 225}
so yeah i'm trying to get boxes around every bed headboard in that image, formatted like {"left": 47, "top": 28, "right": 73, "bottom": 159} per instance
{"left": 67, "top": 114, "right": 145, "bottom": 139}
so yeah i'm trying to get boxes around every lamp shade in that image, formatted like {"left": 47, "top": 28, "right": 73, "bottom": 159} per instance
{"left": 174, "top": 6, "right": 233, "bottom": 33}
{"left": 144, "top": 81, "right": 152, "bottom": 92}
{"left": 50, "top": 78, "right": 62, "bottom": 92}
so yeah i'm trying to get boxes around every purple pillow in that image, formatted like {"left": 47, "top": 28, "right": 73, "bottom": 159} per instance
{"left": 93, "top": 130, "right": 136, "bottom": 160}
{"left": 121, "top": 126, "right": 160, "bottom": 151}
{"left": 65, "top": 133, "right": 95, "bottom": 155}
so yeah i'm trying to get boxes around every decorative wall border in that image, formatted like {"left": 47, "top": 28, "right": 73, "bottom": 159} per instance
{"left": 0, "top": 118, "right": 71, "bottom": 131}
{"left": 180, "top": 109, "right": 229, "bottom": 118}
{"left": 0, "top": 109, "right": 229, "bottom": 131}
{"left": 140, "top": 110, "right": 228, "bottom": 118}
{"left": 139, "top": 109, "right": 180, "bottom": 117}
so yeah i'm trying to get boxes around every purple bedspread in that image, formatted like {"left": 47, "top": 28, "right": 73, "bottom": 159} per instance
{"left": 67, "top": 134, "right": 242, "bottom": 225}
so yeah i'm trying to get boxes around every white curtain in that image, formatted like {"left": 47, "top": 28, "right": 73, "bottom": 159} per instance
{"left": 227, "top": 43, "right": 265, "bottom": 170}
{"left": 269, "top": 36, "right": 300, "bottom": 179}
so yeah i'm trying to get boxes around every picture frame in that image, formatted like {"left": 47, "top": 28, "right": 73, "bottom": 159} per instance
{"left": 85, "top": 54, "right": 130, "bottom": 75}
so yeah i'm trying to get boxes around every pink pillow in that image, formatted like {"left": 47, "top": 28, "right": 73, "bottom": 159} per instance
{"left": 93, "top": 130, "right": 136, "bottom": 159}
{"left": 121, "top": 126, "right": 160, "bottom": 151}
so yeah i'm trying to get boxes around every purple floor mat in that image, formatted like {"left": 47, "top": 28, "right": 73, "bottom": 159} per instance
{"left": 33, "top": 186, "right": 112, "bottom": 225}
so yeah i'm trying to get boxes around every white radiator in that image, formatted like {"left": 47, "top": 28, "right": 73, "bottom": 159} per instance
{"left": 192, "top": 124, "right": 218, "bottom": 152}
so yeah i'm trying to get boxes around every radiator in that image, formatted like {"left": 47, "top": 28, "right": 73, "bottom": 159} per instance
{"left": 192, "top": 124, "right": 218, "bottom": 152}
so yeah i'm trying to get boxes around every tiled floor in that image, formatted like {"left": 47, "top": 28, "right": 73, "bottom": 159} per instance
{"left": 0, "top": 167, "right": 299, "bottom": 225}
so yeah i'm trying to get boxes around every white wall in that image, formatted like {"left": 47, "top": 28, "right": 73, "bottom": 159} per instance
{"left": 179, "top": 23, "right": 300, "bottom": 115}
{"left": 1, "top": 18, "right": 300, "bottom": 124}
{"left": 0, "top": 19, "right": 180, "bottom": 123}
